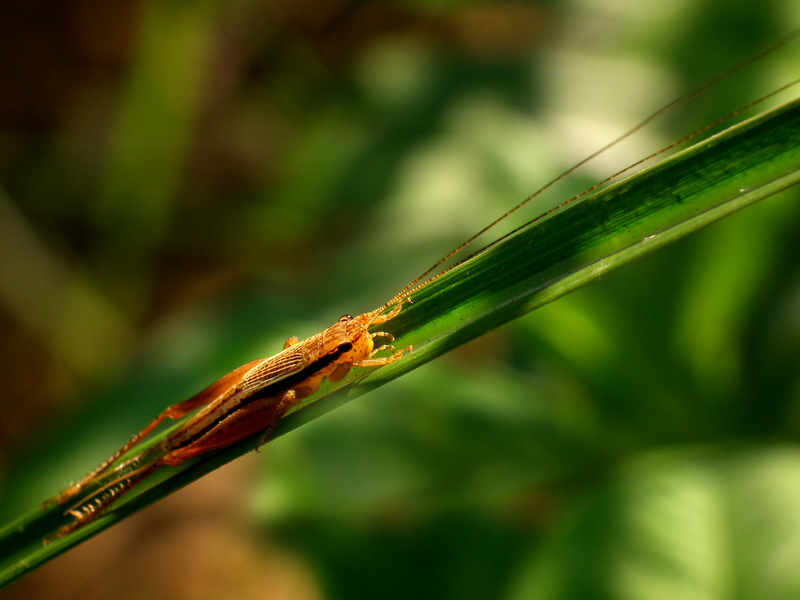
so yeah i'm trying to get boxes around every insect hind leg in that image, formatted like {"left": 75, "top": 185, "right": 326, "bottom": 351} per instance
{"left": 48, "top": 460, "right": 161, "bottom": 542}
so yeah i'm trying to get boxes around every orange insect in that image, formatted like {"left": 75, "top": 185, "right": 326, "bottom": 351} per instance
{"left": 50, "top": 302, "right": 409, "bottom": 538}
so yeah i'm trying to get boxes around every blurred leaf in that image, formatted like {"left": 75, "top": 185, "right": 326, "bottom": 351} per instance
{"left": 508, "top": 446, "right": 800, "bottom": 600}
{"left": 94, "top": 0, "right": 219, "bottom": 309}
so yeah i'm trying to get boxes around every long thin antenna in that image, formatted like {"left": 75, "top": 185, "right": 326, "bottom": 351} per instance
{"left": 378, "top": 30, "right": 800, "bottom": 312}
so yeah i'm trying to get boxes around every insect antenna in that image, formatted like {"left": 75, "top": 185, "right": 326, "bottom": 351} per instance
{"left": 377, "top": 30, "right": 800, "bottom": 314}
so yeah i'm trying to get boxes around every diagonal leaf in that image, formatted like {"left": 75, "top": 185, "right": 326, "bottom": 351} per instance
{"left": 1, "top": 95, "right": 798, "bottom": 588}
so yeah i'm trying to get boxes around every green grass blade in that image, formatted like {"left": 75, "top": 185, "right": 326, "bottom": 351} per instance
{"left": 1, "top": 96, "right": 798, "bottom": 587}
{"left": 292, "top": 96, "right": 800, "bottom": 424}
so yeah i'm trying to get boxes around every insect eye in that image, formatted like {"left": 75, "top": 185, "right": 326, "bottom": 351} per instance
{"left": 338, "top": 314, "right": 352, "bottom": 322}
{"left": 338, "top": 341, "right": 353, "bottom": 353}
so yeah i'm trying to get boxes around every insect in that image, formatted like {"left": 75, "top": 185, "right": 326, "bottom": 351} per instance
{"left": 48, "top": 301, "right": 411, "bottom": 538}
{"left": 46, "top": 31, "right": 800, "bottom": 541}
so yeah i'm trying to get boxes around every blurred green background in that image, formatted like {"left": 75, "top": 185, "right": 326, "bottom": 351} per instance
{"left": 2, "top": 0, "right": 800, "bottom": 598}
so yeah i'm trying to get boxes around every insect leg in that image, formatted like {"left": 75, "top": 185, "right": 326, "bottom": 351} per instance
{"left": 369, "top": 344, "right": 396, "bottom": 356}
{"left": 157, "top": 389, "right": 305, "bottom": 465}
{"left": 53, "top": 358, "right": 264, "bottom": 505}
{"left": 369, "top": 331, "right": 394, "bottom": 342}
{"left": 53, "top": 409, "right": 178, "bottom": 505}
{"left": 370, "top": 302, "right": 405, "bottom": 325}
{"left": 350, "top": 346, "right": 411, "bottom": 368}
{"left": 49, "top": 459, "right": 161, "bottom": 541}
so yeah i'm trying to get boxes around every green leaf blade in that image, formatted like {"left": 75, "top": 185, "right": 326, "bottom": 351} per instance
{"left": 1, "top": 96, "right": 798, "bottom": 587}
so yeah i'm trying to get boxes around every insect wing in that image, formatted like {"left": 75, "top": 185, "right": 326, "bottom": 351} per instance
{"left": 239, "top": 347, "right": 306, "bottom": 396}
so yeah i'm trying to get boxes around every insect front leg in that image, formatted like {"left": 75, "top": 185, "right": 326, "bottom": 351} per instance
{"left": 350, "top": 346, "right": 411, "bottom": 368}
{"left": 370, "top": 331, "right": 394, "bottom": 343}
{"left": 369, "top": 301, "right": 405, "bottom": 326}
